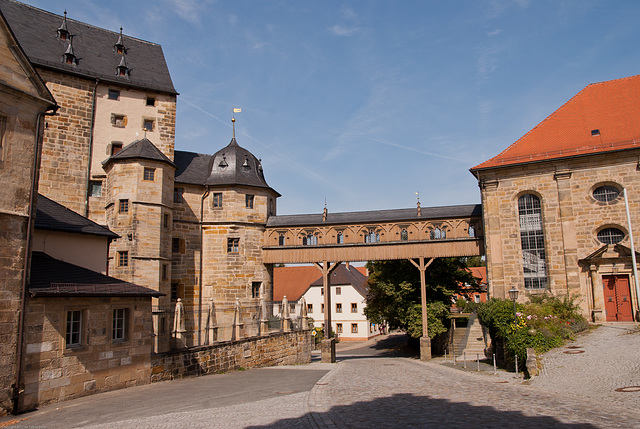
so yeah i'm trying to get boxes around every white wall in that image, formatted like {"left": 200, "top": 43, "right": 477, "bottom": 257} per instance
{"left": 33, "top": 230, "right": 109, "bottom": 273}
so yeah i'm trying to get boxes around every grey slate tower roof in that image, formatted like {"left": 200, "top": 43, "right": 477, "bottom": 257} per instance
{"left": 174, "top": 138, "right": 280, "bottom": 196}
{"left": 35, "top": 194, "right": 118, "bottom": 238}
{"left": 0, "top": 0, "right": 177, "bottom": 94}
{"left": 103, "top": 138, "right": 175, "bottom": 168}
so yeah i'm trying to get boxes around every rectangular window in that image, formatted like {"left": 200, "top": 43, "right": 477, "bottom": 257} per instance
{"left": 336, "top": 323, "right": 343, "bottom": 333}
{"left": 321, "top": 304, "right": 324, "bottom": 313}
{"left": 162, "top": 264, "right": 168, "bottom": 280}
{"left": 321, "top": 288, "right": 324, "bottom": 295}
{"left": 108, "top": 89, "right": 120, "bottom": 100}
{"left": 119, "top": 199, "right": 129, "bottom": 214}
{"left": 351, "top": 303, "right": 358, "bottom": 313}
{"left": 290, "top": 303, "right": 296, "bottom": 313}
{"left": 164, "top": 214, "right": 169, "bottom": 228}
{"left": 112, "top": 308, "right": 126, "bottom": 342}
{"left": 111, "top": 114, "right": 126, "bottom": 128}
{"left": 0, "top": 116, "right": 6, "bottom": 162}
{"left": 171, "top": 283, "right": 178, "bottom": 301}
{"left": 227, "top": 238, "right": 239, "bottom": 253}
{"left": 143, "top": 119, "right": 154, "bottom": 132}
{"left": 117, "top": 251, "right": 129, "bottom": 267}
{"left": 111, "top": 141, "right": 123, "bottom": 155}
{"left": 336, "top": 287, "right": 341, "bottom": 295}
{"left": 336, "top": 303, "right": 342, "bottom": 313}
{"left": 89, "top": 180, "right": 102, "bottom": 197}
{"left": 173, "top": 187, "right": 183, "bottom": 203}
{"left": 351, "top": 323, "right": 358, "bottom": 334}
{"left": 146, "top": 96, "right": 156, "bottom": 106}
{"left": 252, "top": 282, "right": 261, "bottom": 298}
{"left": 143, "top": 167, "right": 155, "bottom": 181}
{"left": 66, "top": 310, "right": 82, "bottom": 347}
{"left": 246, "top": 194, "right": 254, "bottom": 209}
{"left": 213, "top": 193, "right": 223, "bottom": 208}
{"left": 307, "top": 304, "right": 313, "bottom": 313}
{"left": 172, "top": 237, "right": 180, "bottom": 253}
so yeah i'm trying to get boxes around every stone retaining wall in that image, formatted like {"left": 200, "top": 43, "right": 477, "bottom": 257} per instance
{"left": 150, "top": 330, "right": 312, "bottom": 382}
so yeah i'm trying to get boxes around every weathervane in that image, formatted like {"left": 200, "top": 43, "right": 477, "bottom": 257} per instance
{"left": 231, "top": 107, "right": 241, "bottom": 139}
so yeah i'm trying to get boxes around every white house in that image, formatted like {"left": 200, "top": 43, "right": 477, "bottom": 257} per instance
{"left": 273, "top": 263, "right": 380, "bottom": 341}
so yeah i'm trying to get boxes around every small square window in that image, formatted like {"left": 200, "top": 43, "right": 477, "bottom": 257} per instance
{"left": 351, "top": 323, "right": 358, "bottom": 334}
{"left": 336, "top": 287, "right": 341, "bottom": 295}
{"left": 336, "top": 323, "right": 343, "bottom": 333}
{"left": 173, "top": 187, "right": 183, "bottom": 203}
{"left": 252, "top": 282, "right": 261, "bottom": 298}
{"left": 351, "top": 303, "right": 358, "bottom": 313}
{"left": 112, "top": 308, "right": 126, "bottom": 342}
{"left": 143, "top": 119, "right": 154, "bottom": 132}
{"left": 143, "top": 167, "right": 155, "bottom": 181}
{"left": 172, "top": 237, "right": 180, "bottom": 253}
{"left": 336, "top": 303, "right": 342, "bottom": 313}
{"left": 171, "top": 283, "right": 178, "bottom": 301}
{"left": 213, "top": 193, "right": 223, "bottom": 208}
{"left": 146, "top": 97, "right": 156, "bottom": 106}
{"left": 108, "top": 89, "right": 120, "bottom": 100}
{"left": 111, "top": 142, "right": 123, "bottom": 155}
{"left": 111, "top": 114, "right": 126, "bottom": 128}
{"left": 227, "top": 238, "right": 239, "bottom": 253}
{"left": 89, "top": 180, "right": 102, "bottom": 197}
{"left": 246, "top": 194, "right": 254, "bottom": 209}
{"left": 66, "top": 310, "right": 82, "bottom": 347}
{"left": 117, "top": 251, "right": 129, "bottom": 267}
{"left": 119, "top": 199, "right": 129, "bottom": 214}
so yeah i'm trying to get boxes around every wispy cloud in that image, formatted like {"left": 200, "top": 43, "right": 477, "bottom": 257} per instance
{"left": 330, "top": 25, "right": 357, "bottom": 36}
{"left": 488, "top": 29, "right": 502, "bottom": 37}
{"left": 329, "top": 6, "right": 360, "bottom": 36}
{"left": 165, "top": 0, "right": 213, "bottom": 24}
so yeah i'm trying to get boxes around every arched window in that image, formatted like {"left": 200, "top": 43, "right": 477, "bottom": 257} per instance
{"left": 518, "top": 194, "right": 547, "bottom": 290}
{"left": 597, "top": 227, "right": 624, "bottom": 244}
{"left": 468, "top": 225, "right": 475, "bottom": 238}
{"left": 303, "top": 233, "right": 317, "bottom": 245}
{"left": 278, "top": 234, "right": 285, "bottom": 246}
{"left": 337, "top": 232, "right": 344, "bottom": 244}
{"left": 431, "top": 228, "right": 442, "bottom": 239}
{"left": 364, "top": 229, "right": 379, "bottom": 243}
{"left": 401, "top": 229, "right": 408, "bottom": 241}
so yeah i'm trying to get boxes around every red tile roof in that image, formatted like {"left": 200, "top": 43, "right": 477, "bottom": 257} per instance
{"left": 468, "top": 266, "right": 487, "bottom": 285}
{"left": 471, "top": 74, "right": 640, "bottom": 171}
{"left": 273, "top": 266, "right": 321, "bottom": 301}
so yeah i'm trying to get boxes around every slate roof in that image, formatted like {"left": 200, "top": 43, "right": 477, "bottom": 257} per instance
{"left": 471, "top": 74, "right": 640, "bottom": 172}
{"left": 267, "top": 204, "right": 482, "bottom": 227}
{"left": 35, "top": 194, "right": 117, "bottom": 238}
{"left": 273, "top": 263, "right": 369, "bottom": 302}
{"left": 174, "top": 139, "right": 280, "bottom": 196}
{"left": 102, "top": 138, "right": 175, "bottom": 168}
{"left": 0, "top": 0, "right": 177, "bottom": 95}
{"left": 29, "top": 252, "right": 163, "bottom": 297}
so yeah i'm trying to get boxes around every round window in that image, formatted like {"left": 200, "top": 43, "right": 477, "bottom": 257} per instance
{"left": 593, "top": 185, "right": 621, "bottom": 203}
{"left": 597, "top": 227, "right": 624, "bottom": 244}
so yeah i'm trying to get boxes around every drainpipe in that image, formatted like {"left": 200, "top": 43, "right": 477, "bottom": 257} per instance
{"left": 198, "top": 186, "right": 210, "bottom": 345}
{"left": 623, "top": 188, "right": 640, "bottom": 320}
{"left": 84, "top": 78, "right": 100, "bottom": 218}
{"left": 13, "top": 106, "right": 57, "bottom": 414}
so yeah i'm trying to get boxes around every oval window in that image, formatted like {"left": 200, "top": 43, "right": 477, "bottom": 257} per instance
{"left": 597, "top": 227, "right": 624, "bottom": 244}
{"left": 593, "top": 185, "right": 620, "bottom": 203}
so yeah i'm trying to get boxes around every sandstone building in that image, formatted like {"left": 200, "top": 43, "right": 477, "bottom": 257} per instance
{"left": 471, "top": 74, "right": 640, "bottom": 322}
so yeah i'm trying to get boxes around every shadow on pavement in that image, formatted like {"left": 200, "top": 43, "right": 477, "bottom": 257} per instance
{"left": 336, "top": 333, "right": 419, "bottom": 361}
{"left": 246, "top": 392, "right": 598, "bottom": 429}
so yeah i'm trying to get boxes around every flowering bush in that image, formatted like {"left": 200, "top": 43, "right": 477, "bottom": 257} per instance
{"left": 477, "top": 294, "right": 587, "bottom": 374}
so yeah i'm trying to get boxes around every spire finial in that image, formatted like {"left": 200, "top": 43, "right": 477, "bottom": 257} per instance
{"left": 322, "top": 198, "right": 328, "bottom": 222}
{"left": 416, "top": 191, "right": 421, "bottom": 216}
{"left": 231, "top": 107, "right": 241, "bottom": 139}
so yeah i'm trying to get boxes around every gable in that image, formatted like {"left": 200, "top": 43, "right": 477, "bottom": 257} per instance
{"left": 472, "top": 74, "right": 640, "bottom": 172}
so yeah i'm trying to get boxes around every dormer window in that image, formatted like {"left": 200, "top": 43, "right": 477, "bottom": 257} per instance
{"left": 116, "top": 54, "right": 129, "bottom": 77}
{"left": 57, "top": 10, "right": 70, "bottom": 40}
{"left": 218, "top": 155, "right": 228, "bottom": 168}
{"left": 63, "top": 39, "right": 76, "bottom": 65}
{"left": 591, "top": 129, "right": 600, "bottom": 136}
{"left": 242, "top": 157, "right": 250, "bottom": 170}
{"left": 114, "top": 27, "right": 126, "bottom": 54}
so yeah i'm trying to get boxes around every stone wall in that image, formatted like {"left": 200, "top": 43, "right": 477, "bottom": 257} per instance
{"left": 150, "top": 330, "right": 312, "bottom": 382}
{"left": 21, "top": 296, "right": 155, "bottom": 411}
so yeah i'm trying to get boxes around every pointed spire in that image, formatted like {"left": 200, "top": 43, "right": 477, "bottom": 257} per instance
{"left": 115, "top": 26, "right": 125, "bottom": 54}
{"left": 116, "top": 53, "right": 129, "bottom": 76}
{"left": 57, "top": 10, "right": 70, "bottom": 40}
{"left": 416, "top": 191, "right": 421, "bottom": 216}
{"left": 63, "top": 36, "right": 76, "bottom": 64}
{"left": 323, "top": 199, "right": 328, "bottom": 222}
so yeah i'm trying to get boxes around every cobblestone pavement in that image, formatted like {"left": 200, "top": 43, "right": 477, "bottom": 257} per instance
{"left": 5, "top": 328, "right": 640, "bottom": 428}
{"left": 525, "top": 322, "right": 640, "bottom": 408}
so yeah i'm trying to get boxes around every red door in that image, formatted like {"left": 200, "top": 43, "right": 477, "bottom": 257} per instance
{"left": 603, "top": 275, "right": 634, "bottom": 322}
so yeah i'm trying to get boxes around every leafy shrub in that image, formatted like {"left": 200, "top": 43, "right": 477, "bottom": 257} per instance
{"left": 477, "top": 294, "right": 587, "bottom": 373}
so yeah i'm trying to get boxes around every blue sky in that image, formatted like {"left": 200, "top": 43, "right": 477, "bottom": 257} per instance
{"left": 18, "top": 0, "right": 640, "bottom": 215}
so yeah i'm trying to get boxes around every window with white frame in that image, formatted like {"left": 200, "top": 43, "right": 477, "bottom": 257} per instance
{"left": 66, "top": 310, "right": 82, "bottom": 347}
{"left": 112, "top": 308, "right": 126, "bottom": 342}
{"left": 213, "top": 192, "right": 223, "bottom": 208}
{"left": 518, "top": 194, "right": 548, "bottom": 289}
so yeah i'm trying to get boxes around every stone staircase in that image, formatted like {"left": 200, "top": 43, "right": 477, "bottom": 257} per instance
{"left": 450, "top": 314, "right": 486, "bottom": 358}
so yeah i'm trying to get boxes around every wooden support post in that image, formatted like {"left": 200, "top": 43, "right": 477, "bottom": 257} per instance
{"left": 315, "top": 261, "right": 341, "bottom": 363}
{"left": 409, "top": 257, "right": 435, "bottom": 361}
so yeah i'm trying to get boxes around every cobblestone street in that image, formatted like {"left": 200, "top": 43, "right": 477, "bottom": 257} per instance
{"left": 4, "top": 325, "right": 639, "bottom": 428}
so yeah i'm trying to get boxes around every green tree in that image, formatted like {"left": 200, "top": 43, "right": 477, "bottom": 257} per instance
{"left": 363, "top": 258, "right": 474, "bottom": 339}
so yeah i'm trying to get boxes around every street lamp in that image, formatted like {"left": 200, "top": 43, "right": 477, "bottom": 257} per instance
{"left": 508, "top": 287, "right": 519, "bottom": 322}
